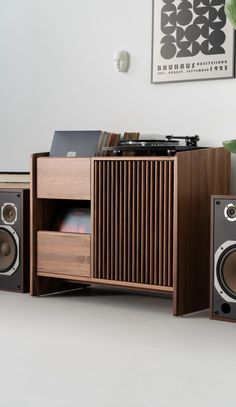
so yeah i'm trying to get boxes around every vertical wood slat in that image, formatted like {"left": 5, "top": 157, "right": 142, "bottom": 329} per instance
{"left": 149, "top": 162, "right": 154, "bottom": 285}
{"left": 168, "top": 162, "right": 173, "bottom": 287}
{"left": 140, "top": 161, "right": 146, "bottom": 284}
{"left": 98, "top": 161, "right": 102, "bottom": 279}
{"left": 119, "top": 162, "right": 123, "bottom": 281}
{"left": 132, "top": 161, "right": 136, "bottom": 283}
{"left": 136, "top": 161, "right": 141, "bottom": 283}
{"left": 154, "top": 161, "right": 159, "bottom": 285}
{"left": 127, "top": 161, "right": 132, "bottom": 282}
{"left": 158, "top": 161, "right": 163, "bottom": 286}
{"left": 106, "top": 161, "right": 111, "bottom": 281}
{"left": 114, "top": 161, "right": 119, "bottom": 280}
{"left": 94, "top": 161, "right": 98, "bottom": 282}
{"left": 163, "top": 161, "right": 168, "bottom": 286}
{"left": 110, "top": 162, "right": 115, "bottom": 280}
{"left": 102, "top": 161, "right": 107, "bottom": 280}
{"left": 93, "top": 159, "right": 174, "bottom": 287}
{"left": 145, "top": 161, "right": 150, "bottom": 284}
{"left": 123, "top": 162, "right": 128, "bottom": 282}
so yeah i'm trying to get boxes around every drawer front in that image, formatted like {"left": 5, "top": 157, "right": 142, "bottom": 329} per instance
{"left": 37, "top": 231, "right": 90, "bottom": 278}
{"left": 37, "top": 157, "right": 90, "bottom": 199}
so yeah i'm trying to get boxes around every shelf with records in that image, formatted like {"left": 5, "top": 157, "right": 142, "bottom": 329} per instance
{"left": 48, "top": 129, "right": 140, "bottom": 158}
{"left": 34, "top": 198, "right": 91, "bottom": 280}
{"left": 53, "top": 202, "right": 91, "bottom": 234}
{"left": 96, "top": 131, "right": 140, "bottom": 156}
{"left": 34, "top": 198, "right": 91, "bottom": 234}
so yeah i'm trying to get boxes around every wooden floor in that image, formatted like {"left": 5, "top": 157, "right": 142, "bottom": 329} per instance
{"left": 0, "top": 287, "right": 235, "bottom": 406}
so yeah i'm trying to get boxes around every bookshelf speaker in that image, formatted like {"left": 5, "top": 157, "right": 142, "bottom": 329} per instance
{"left": 211, "top": 196, "right": 236, "bottom": 322}
{"left": 0, "top": 185, "right": 30, "bottom": 292}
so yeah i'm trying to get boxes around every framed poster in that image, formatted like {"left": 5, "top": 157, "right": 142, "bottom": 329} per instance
{"left": 151, "top": 0, "right": 235, "bottom": 84}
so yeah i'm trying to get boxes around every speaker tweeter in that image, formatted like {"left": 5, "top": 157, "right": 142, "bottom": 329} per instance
{"left": 1, "top": 202, "right": 17, "bottom": 224}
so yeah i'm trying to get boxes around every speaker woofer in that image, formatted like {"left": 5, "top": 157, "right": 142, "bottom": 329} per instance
{"left": 217, "top": 245, "right": 236, "bottom": 300}
{"left": 0, "top": 226, "right": 19, "bottom": 275}
{"left": 1, "top": 203, "right": 17, "bottom": 225}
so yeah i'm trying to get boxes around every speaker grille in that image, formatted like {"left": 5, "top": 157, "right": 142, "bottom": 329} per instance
{"left": 93, "top": 159, "right": 174, "bottom": 286}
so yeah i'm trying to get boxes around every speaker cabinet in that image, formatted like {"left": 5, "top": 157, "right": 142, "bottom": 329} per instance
{"left": 211, "top": 196, "right": 236, "bottom": 322}
{"left": 0, "top": 184, "right": 30, "bottom": 292}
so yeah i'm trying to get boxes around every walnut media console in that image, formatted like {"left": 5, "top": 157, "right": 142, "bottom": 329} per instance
{"left": 30, "top": 148, "right": 230, "bottom": 315}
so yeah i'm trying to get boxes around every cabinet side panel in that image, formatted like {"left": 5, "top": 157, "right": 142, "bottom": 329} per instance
{"left": 174, "top": 147, "right": 230, "bottom": 315}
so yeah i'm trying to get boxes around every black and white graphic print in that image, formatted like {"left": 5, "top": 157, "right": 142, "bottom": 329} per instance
{"left": 161, "top": 0, "right": 226, "bottom": 59}
{"left": 152, "top": 0, "right": 235, "bottom": 83}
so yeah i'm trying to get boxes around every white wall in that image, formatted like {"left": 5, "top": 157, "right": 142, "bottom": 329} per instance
{"left": 0, "top": 0, "right": 235, "bottom": 184}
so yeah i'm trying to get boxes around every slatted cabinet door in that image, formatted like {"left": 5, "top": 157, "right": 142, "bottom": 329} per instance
{"left": 92, "top": 157, "right": 176, "bottom": 290}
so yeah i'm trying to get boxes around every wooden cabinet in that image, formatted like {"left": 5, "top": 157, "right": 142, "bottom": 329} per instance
{"left": 31, "top": 148, "right": 230, "bottom": 315}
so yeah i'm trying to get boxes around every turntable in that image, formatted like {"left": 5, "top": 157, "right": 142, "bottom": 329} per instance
{"left": 101, "top": 135, "right": 201, "bottom": 156}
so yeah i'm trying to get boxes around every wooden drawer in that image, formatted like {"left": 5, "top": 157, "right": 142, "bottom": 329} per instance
{"left": 37, "top": 231, "right": 91, "bottom": 278}
{"left": 36, "top": 157, "right": 91, "bottom": 199}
